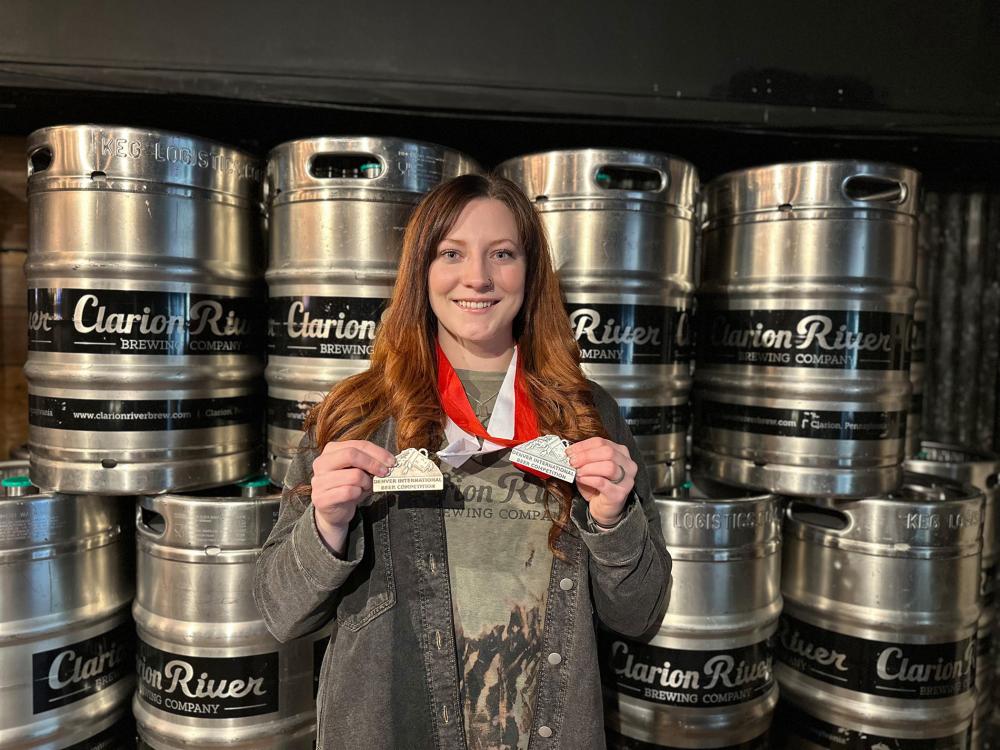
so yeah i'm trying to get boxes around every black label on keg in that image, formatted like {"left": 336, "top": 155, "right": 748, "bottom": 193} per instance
{"left": 28, "top": 288, "right": 259, "bottom": 355}
{"left": 606, "top": 728, "right": 769, "bottom": 750}
{"left": 313, "top": 635, "right": 331, "bottom": 699}
{"left": 598, "top": 632, "right": 773, "bottom": 708}
{"left": 136, "top": 641, "right": 279, "bottom": 718}
{"left": 694, "top": 399, "right": 906, "bottom": 441}
{"left": 619, "top": 405, "right": 689, "bottom": 436}
{"left": 29, "top": 394, "right": 259, "bottom": 431}
{"left": 268, "top": 295, "right": 385, "bottom": 359}
{"left": 775, "top": 614, "right": 974, "bottom": 699}
{"left": 695, "top": 308, "right": 911, "bottom": 370}
{"left": 775, "top": 700, "right": 967, "bottom": 749}
{"left": 568, "top": 303, "right": 690, "bottom": 365}
{"left": 267, "top": 396, "right": 318, "bottom": 432}
{"left": 32, "top": 621, "right": 133, "bottom": 714}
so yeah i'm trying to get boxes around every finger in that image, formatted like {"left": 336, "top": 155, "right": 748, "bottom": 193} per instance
{"left": 564, "top": 437, "right": 606, "bottom": 457}
{"left": 310, "top": 470, "right": 372, "bottom": 503}
{"left": 567, "top": 443, "right": 628, "bottom": 469}
{"left": 312, "top": 483, "right": 368, "bottom": 507}
{"left": 327, "top": 439, "right": 397, "bottom": 468}
{"left": 315, "top": 443, "right": 394, "bottom": 477}
{"left": 574, "top": 459, "right": 627, "bottom": 481}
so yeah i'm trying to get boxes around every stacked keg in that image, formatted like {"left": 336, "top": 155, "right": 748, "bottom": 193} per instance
{"left": 688, "top": 160, "right": 992, "bottom": 747}
{"left": 17, "top": 125, "right": 333, "bottom": 749}
{"left": 600, "top": 479, "right": 782, "bottom": 750}
{"left": 265, "top": 137, "right": 480, "bottom": 483}
{"left": 0, "top": 461, "right": 134, "bottom": 749}
{"left": 498, "top": 149, "right": 698, "bottom": 492}
{"left": 907, "top": 444, "right": 1000, "bottom": 749}
{"left": 25, "top": 125, "right": 265, "bottom": 494}
{"left": 133, "top": 481, "right": 330, "bottom": 748}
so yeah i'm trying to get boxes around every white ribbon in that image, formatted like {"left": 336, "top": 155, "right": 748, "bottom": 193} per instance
{"left": 437, "top": 347, "right": 519, "bottom": 469}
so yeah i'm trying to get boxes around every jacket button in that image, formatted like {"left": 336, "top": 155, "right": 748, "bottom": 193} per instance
{"left": 559, "top": 578, "right": 574, "bottom": 591}
{"left": 547, "top": 652, "right": 562, "bottom": 665}
{"left": 538, "top": 726, "right": 553, "bottom": 738}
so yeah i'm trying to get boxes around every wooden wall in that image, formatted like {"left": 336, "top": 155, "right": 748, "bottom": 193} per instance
{"left": 1, "top": 137, "right": 27, "bottom": 459}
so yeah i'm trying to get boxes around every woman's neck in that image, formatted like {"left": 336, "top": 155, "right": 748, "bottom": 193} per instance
{"left": 437, "top": 326, "right": 515, "bottom": 372}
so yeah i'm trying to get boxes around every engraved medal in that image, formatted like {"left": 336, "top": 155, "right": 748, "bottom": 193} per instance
{"left": 510, "top": 435, "right": 576, "bottom": 482}
{"left": 372, "top": 448, "right": 444, "bottom": 492}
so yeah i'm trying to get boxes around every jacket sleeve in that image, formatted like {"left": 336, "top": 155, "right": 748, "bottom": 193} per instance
{"left": 253, "top": 433, "right": 366, "bottom": 643}
{"left": 571, "top": 383, "right": 672, "bottom": 637}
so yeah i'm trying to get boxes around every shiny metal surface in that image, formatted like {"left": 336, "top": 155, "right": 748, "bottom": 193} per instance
{"left": 25, "top": 125, "right": 264, "bottom": 495}
{"left": 133, "top": 485, "right": 328, "bottom": 749}
{"left": 906, "top": 442, "right": 1000, "bottom": 750}
{"left": 0, "top": 459, "right": 134, "bottom": 750}
{"left": 776, "top": 472, "right": 982, "bottom": 742}
{"left": 498, "top": 149, "right": 698, "bottom": 491}
{"left": 601, "top": 479, "right": 781, "bottom": 747}
{"left": 694, "top": 160, "right": 921, "bottom": 498}
{"left": 265, "top": 136, "right": 479, "bottom": 483}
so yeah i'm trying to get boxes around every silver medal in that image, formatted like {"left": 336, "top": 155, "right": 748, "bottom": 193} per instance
{"left": 510, "top": 435, "right": 576, "bottom": 482}
{"left": 372, "top": 448, "right": 444, "bottom": 492}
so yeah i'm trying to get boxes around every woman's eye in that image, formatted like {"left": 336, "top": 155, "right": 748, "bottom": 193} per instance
{"left": 494, "top": 248, "right": 515, "bottom": 260}
{"left": 440, "top": 249, "right": 460, "bottom": 260}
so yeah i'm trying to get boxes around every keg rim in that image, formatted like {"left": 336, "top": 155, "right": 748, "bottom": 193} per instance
{"left": 267, "top": 134, "right": 482, "bottom": 161}
{"left": 26, "top": 123, "right": 264, "bottom": 202}
{"left": 702, "top": 158, "right": 922, "bottom": 220}
{"left": 495, "top": 147, "right": 699, "bottom": 211}
{"left": 704, "top": 158, "right": 921, "bottom": 189}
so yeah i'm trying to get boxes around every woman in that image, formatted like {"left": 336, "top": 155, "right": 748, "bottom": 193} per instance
{"left": 254, "top": 173, "right": 671, "bottom": 750}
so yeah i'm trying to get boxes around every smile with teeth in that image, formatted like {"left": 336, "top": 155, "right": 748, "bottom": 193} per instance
{"left": 454, "top": 300, "right": 498, "bottom": 309}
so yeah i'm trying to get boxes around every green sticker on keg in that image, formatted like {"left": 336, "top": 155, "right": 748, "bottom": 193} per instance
{"left": 238, "top": 476, "right": 271, "bottom": 488}
{"left": 2, "top": 475, "right": 32, "bottom": 487}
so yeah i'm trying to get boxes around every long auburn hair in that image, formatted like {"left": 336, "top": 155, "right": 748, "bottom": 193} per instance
{"left": 303, "top": 173, "right": 608, "bottom": 555}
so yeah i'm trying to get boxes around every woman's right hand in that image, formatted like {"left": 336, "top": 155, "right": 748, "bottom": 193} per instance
{"left": 310, "top": 440, "right": 396, "bottom": 554}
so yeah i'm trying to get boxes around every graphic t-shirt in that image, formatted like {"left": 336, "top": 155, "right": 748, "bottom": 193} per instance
{"left": 443, "top": 368, "right": 554, "bottom": 750}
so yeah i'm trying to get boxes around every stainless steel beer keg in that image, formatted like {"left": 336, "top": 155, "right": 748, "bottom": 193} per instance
{"left": 265, "top": 137, "right": 479, "bottom": 483}
{"left": 775, "top": 473, "right": 982, "bottom": 745}
{"left": 695, "top": 160, "right": 921, "bottom": 498}
{"left": 25, "top": 125, "right": 264, "bottom": 495}
{"left": 907, "top": 443, "right": 1000, "bottom": 749}
{"left": 601, "top": 479, "right": 781, "bottom": 748}
{"left": 133, "top": 481, "right": 329, "bottom": 749}
{"left": 0, "top": 460, "right": 134, "bottom": 749}
{"left": 497, "top": 150, "right": 698, "bottom": 491}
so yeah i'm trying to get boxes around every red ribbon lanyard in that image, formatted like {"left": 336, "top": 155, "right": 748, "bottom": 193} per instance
{"left": 436, "top": 342, "right": 545, "bottom": 477}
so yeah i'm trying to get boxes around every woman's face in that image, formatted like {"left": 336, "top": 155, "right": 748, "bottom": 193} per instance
{"left": 428, "top": 197, "right": 527, "bottom": 355}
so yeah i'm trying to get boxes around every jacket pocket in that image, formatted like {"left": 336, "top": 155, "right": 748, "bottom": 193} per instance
{"left": 336, "top": 502, "right": 396, "bottom": 631}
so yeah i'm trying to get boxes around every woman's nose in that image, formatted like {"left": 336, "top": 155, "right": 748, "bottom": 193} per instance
{"left": 462, "top": 256, "right": 492, "bottom": 289}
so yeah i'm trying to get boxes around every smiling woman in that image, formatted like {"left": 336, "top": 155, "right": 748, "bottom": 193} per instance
{"left": 428, "top": 197, "right": 526, "bottom": 370}
{"left": 254, "top": 173, "right": 672, "bottom": 750}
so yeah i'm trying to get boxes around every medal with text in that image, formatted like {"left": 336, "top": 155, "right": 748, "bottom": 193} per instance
{"left": 510, "top": 435, "right": 576, "bottom": 482}
{"left": 372, "top": 448, "right": 444, "bottom": 492}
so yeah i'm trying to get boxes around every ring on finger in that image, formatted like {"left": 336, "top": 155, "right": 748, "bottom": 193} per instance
{"left": 610, "top": 463, "right": 627, "bottom": 484}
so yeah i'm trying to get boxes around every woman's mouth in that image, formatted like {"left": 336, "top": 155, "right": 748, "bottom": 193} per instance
{"left": 454, "top": 300, "right": 498, "bottom": 310}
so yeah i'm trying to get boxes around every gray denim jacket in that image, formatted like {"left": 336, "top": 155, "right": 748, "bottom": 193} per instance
{"left": 254, "top": 383, "right": 671, "bottom": 750}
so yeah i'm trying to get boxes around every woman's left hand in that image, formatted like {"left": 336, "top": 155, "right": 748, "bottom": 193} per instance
{"left": 565, "top": 437, "right": 637, "bottom": 526}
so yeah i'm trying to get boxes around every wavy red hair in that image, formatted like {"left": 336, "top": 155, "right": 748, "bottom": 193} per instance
{"left": 303, "top": 173, "right": 608, "bottom": 555}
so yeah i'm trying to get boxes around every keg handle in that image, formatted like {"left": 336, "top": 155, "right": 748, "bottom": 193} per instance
{"left": 308, "top": 153, "right": 385, "bottom": 181}
{"left": 786, "top": 502, "right": 851, "bottom": 533}
{"left": 27, "top": 145, "right": 53, "bottom": 176}
{"left": 137, "top": 503, "right": 167, "bottom": 537}
{"left": 841, "top": 175, "right": 907, "bottom": 204}
{"left": 593, "top": 165, "right": 667, "bottom": 193}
